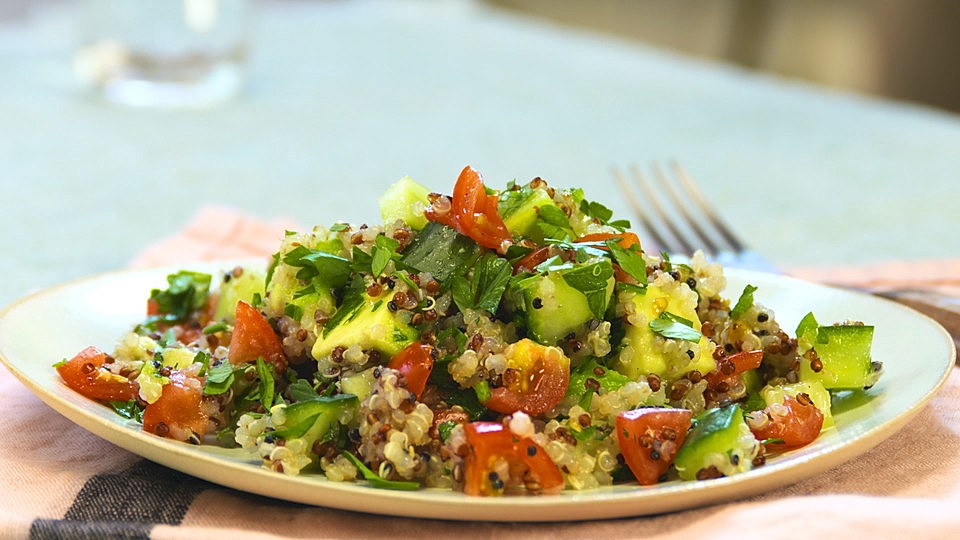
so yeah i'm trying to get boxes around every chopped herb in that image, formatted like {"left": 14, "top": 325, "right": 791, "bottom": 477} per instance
{"left": 202, "top": 321, "right": 228, "bottom": 335}
{"left": 342, "top": 451, "right": 420, "bottom": 491}
{"left": 265, "top": 252, "right": 280, "bottom": 288}
{"left": 371, "top": 234, "right": 401, "bottom": 278}
{"left": 194, "top": 350, "right": 211, "bottom": 377}
{"left": 284, "top": 303, "right": 304, "bottom": 321}
{"left": 730, "top": 284, "right": 759, "bottom": 319}
{"left": 536, "top": 205, "right": 575, "bottom": 240}
{"left": 649, "top": 311, "right": 702, "bottom": 342}
{"left": 149, "top": 270, "right": 212, "bottom": 321}
{"left": 203, "top": 362, "right": 236, "bottom": 395}
{"left": 605, "top": 240, "right": 647, "bottom": 285}
{"left": 558, "top": 259, "right": 614, "bottom": 320}
{"left": 283, "top": 245, "right": 352, "bottom": 297}
{"left": 450, "top": 252, "right": 512, "bottom": 314}
{"left": 329, "top": 222, "right": 349, "bottom": 232}
{"left": 287, "top": 379, "right": 321, "bottom": 402}
{"left": 256, "top": 357, "right": 276, "bottom": 409}
{"left": 109, "top": 400, "right": 145, "bottom": 422}
{"left": 322, "top": 278, "right": 366, "bottom": 338}
{"left": 474, "top": 380, "right": 491, "bottom": 403}
{"left": 579, "top": 198, "right": 630, "bottom": 231}
{"left": 437, "top": 421, "right": 458, "bottom": 443}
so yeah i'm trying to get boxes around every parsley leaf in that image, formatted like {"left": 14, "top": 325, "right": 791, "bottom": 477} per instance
{"left": 256, "top": 358, "right": 276, "bottom": 409}
{"left": 287, "top": 379, "right": 321, "bottom": 402}
{"left": 109, "top": 400, "right": 145, "bottom": 422}
{"left": 558, "top": 259, "right": 615, "bottom": 320}
{"left": 342, "top": 451, "right": 420, "bottom": 491}
{"left": 203, "top": 362, "right": 236, "bottom": 395}
{"left": 371, "top": 234, "right": 401, "bottom": 278}
{"left": 450, "top": 253, "right": 512, "bottom": 314}
{"left": 649, "top": 311, "right": 702, "bottom": 342}
{"left": 149, "top": 271, "right": 212, "bottom": 321}
{"left": 605, "top": 240, "right": 647, "bottom": 285}
{"left": 579, "top": 199, "right": 631, "bottom": 231}
{"left": 536, "top": 205, "right": 575, "bottom": 241}
{"left": 283, "top": 246, "right": 352, "bottom": 291}
{"left": 730, "top": 284, "right": 759, "bottom": 319}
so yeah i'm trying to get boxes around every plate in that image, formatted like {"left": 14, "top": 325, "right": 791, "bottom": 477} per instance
{"left": 0, "top": 263, "right": 954, "bottom": 521}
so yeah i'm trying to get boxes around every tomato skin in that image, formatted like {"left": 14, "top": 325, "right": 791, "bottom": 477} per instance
{"left": 484, "top": 339, "right": 570, "bottom": 417}
{"left": 142, "top": 370, "right": 209, "bottom": 441}
{"left": 512, "top": 246, "right": 551, "bottom": 275}
{"left": 56, "top": 346, "right": 139, "bottom": 402}
{"left": 462, "top": 421, "right": 563, "bottom": 496}
{"left": 387, "top": 341, "right": 435, "bottom": 400}
{"left": 228, "top": 301, "right": 286, "bottom": 373}
{"left": 576, "top": 232, "right": 642, "bottom": 250}
{"left": 425, "top": 166, "right": 512, "bottom": 252}
{"left": 616, "top": 408, "right": 692, "bottom": 485}
{"left": 706, "top": 350, "right": 764, "bottom": 387}
{"left": 749, "top": 394, "right": 824, "bottom": 450}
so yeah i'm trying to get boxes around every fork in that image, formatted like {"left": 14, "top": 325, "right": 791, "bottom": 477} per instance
{"left": 613, "top": 163, "right": 960, "bottom": 348}
{"left": 612, "top": 161, "right": 778, "bottom": 273}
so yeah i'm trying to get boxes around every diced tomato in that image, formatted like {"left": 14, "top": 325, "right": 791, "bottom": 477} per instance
{"left": 749, "top": 394, "right": 824, "bottom": 450}
{"left": 425, "top": 166, "right": 513, "bottom": 252}
{"left": 146, "top": 297, "right": 160, "bottom": 316}
{"left": 387, "top": 341, "right": 435, "bottom": 400}
{"left": 616, "top": 408, "right": 692, "bottom": 485}
{"left": 462, "top": 421, "right": 563, "bottom": 496}
{"left": 485, "top": 339, "right": 570, "bottom": 417}
{"left": 512, "top": 246, "right": 552, "bottom": 275}
{"left": 228, "top": 300, "right": 286, "bottom": 373}
{"left": 706, "top": 350, "right": 764, "bottom": 387}
{"left": 576, "top": 231, "right": 642, "bottom": 250}
{"left": 56, "top": 346, "right": 138, "bottom": 402}
{"left": 142, "top": 370, "right": 209, "bottom": 441}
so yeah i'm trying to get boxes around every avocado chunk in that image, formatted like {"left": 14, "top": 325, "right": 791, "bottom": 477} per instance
{"left": 312, "top": 289, "right": 419, "bottom": 360}
{"left": 378, "top": 176, "right": 432, "bottom": 230}
{"left": 797, "top": 313, "right": 880, "bottom": 390}
{"left": 513, "top": 258, "right": 614, "bottom": 345}
{"left": 614, "top": 284, "right": 716, "bottom": 381}
{"left": 213, "top": 267, "right": 266, "bottom": 323}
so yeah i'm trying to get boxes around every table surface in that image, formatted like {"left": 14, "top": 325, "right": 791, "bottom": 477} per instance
{"left": 1, "top": 0, "right": 960, "bottom": 535}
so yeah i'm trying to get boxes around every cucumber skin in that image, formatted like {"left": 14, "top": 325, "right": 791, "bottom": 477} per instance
{"left": 673, "top": 404, "right": 749, "bottom": 481}
{"left": 799, "top": 323, "right": 877, "bottom": 390}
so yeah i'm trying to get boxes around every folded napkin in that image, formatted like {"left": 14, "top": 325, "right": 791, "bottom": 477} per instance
{"left": 3, "top": 206, "right": 959, "bottom": 540}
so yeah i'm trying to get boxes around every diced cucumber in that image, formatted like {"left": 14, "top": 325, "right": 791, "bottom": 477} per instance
{"left": 498, "top": 184, "right": 560, "bottom": 243}
{"left": 674, "top": 404, "right": 756, "bottom": 481}
{"left": 378, "top": 176, "right": 432, "bottom": 230}
{"left": 798, "top": 317, "right": 879, "bottom": 390}
{"left": 613, "top": 285, "right": 716, "bottom": 381}
{"left": 339, "top": 367, "right": 377, "bottom": 401}
{"left": 398, "top": 222, "right": 480, "bottom": 283}
{"left": 271, "top": 394, "right": 359, "bottom": 440}
{"left": 513, "top": 258, "right": 614, "bottom": 345}
{"left": 312, "top": 289, "right": 419, "bottom": 360}
{"left": 760, "top": 380, "right": 833, "bottom": 428}
{"left": 213, "top": 267, "right": 265, "bottom": 323}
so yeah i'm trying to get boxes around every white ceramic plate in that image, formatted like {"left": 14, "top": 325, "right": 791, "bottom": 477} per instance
{"left": 0, "top": 263, "right": 954, "bottom": 522}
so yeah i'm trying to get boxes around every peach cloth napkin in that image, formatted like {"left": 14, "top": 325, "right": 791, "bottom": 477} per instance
{"left": 3, "top": 206, "right": 959, "bottom": 539}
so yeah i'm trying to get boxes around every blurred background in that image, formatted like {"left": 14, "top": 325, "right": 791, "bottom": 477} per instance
{"left": 491, "top": 0, "right": 960, "bottom": 114}
{"left": 5, "top": 0, "right": 958, "bottom": 113}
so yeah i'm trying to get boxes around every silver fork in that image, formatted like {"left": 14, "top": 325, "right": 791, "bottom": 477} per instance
{"left": 612, "top": 161, "right": 778, "bottom": 273}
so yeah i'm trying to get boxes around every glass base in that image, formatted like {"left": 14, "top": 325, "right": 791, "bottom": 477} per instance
{"left": 100, "top": 62, "right": 244, "bottom": 108}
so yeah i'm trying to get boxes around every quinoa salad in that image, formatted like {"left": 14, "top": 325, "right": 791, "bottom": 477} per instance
{"left": 55, "top": 166, "right": 883, "bottom": 495}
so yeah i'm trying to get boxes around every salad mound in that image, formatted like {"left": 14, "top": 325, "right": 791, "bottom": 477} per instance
{"left": 55, "top": 166, "right": 883, "bottom": 495}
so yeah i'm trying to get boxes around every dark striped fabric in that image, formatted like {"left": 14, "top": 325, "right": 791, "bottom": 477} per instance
{"left": 30, "top": 460, "right": 211, "bottom": 540}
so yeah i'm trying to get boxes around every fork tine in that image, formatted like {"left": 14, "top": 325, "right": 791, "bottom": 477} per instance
{"left": 649, "top": 162, "right": 722, "bottom": 256}
{"left": 611, "top": 166, "right": 674, "bottom": 253}
{"left": 627, "top": 164, "right": 696, "bottom": 255}
{"left": 669, "top": 161, "right": 746, "bottom": 253}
